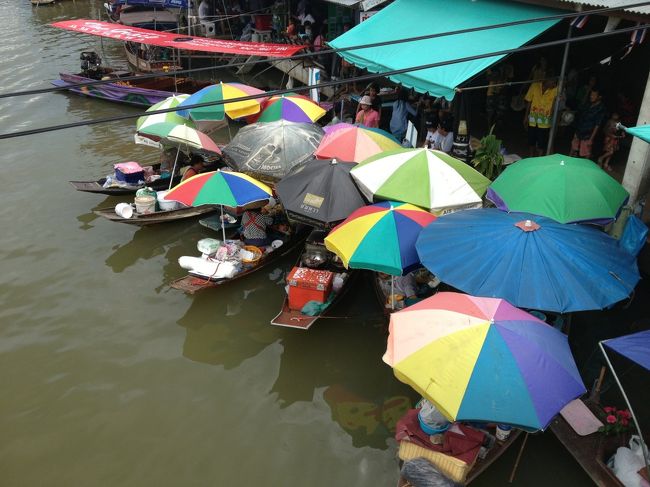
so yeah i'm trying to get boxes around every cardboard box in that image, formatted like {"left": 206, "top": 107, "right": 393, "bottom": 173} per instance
{"left": 287, "top": 267, "right": 333, "bottom": 311}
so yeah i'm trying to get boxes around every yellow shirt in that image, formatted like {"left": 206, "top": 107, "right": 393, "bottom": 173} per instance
{"left": 525, "top": 82, "right": 558, "bottom": 129}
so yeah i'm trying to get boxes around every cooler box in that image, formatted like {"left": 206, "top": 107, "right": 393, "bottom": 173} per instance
{"left": 114, "top": 161, "right": 145, "bottom": 185}
{"left": 287, "top": 267, "right": 333, "bottom": 311}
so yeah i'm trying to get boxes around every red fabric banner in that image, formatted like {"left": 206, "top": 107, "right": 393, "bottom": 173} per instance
{"left": 51, "top": 20, "right": 304, "bottom": 58}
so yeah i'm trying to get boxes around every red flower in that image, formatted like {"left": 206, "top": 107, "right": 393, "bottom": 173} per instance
{"left": 621, "top": 418, "right": 630, "bottom": 426}
{"left": 621, "top": 410, "right": 632, "bottom": 419}
{"left": 604, "top": 406, "right": 615, "bottom": 414}
{"left": 606, "top": 415, "right": 617, "bottom": 424}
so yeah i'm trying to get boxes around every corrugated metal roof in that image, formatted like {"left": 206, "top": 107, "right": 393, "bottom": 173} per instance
{"left": 555, "top": 0, "right": 650, "bottom": 16}
{"left": 322, "top": 0, "right": 361, "bottom": 7}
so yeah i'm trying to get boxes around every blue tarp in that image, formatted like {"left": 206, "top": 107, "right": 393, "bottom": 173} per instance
{"left": 329, "top": 0, "right": 560, "bottom": 99}
{"left": 604, "top": 330, "right": 650, "bottom": 372}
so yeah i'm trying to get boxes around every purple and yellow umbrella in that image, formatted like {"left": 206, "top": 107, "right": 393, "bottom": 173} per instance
{"left": 315, "top": 123, "right": 401, "bottom": 163}
{"left": 324, "top": 201, "right": 436, "bottom": 276}
{"left": 383, "top": 292, "right": 586, "bottom": 431}
{"left": 177, "top": 82, "right": 266, "bottom": 122}
{"left": 254, "top": 94, "right": 326, "bottom": 123}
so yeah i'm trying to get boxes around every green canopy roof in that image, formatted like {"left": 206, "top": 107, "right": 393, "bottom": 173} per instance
{"left": 329, "top": 0, "right": 561, "bottom": 99}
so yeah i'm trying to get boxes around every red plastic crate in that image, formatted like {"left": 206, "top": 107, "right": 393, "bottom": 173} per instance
{"left": 287, "top": 267, "right": 333, "bottom": 311}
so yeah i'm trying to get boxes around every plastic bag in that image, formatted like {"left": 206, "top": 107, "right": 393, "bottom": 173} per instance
{"left": 612, "top": 435, "right": 647, "bottom": 487}
{"left": 619, "top": 215, "right": 649, "bottom": 257}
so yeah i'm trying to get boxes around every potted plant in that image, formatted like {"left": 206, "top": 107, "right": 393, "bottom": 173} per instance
{"left": 471, "top": 125, "right": 504, "bottom": 181}
{"left": 596, "top": 405, "right": 633, "bottom": 482}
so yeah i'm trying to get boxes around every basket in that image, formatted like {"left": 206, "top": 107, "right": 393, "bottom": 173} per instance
{"left": 398, "top": 440, "right": 473, "bottom": 484}
{"left": 242, "top": 245, "right": 263, "bottom": 263}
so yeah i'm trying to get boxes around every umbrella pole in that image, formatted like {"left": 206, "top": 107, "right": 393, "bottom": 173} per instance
{"left": 168, "top": 146, "right": 181, "bottom": 191}
{"left": 599, "top": 342, "right": 650, "bottom": 479}
{"left": 508, "top": 433, "right": 529, "bottom": 483}
{"left": 391, "top": 276, "right": 395, "bottom": 311}
{"left": 221, "top": 205, "right": 226, "bottom": 243}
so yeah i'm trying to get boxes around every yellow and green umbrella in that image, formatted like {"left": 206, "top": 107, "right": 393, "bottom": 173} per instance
{"left": 350, "top": 148, "right": 490, "bottom": 214}
{"left": 176, "top": 82, "right": 266, "bottom": 122}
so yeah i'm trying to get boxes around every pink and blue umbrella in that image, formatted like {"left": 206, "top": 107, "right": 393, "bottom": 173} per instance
{"left": 416, "top": 208, "right": 640, "bottom": 313}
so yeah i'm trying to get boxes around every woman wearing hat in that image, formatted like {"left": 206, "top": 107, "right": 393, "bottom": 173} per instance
{"left": 355, "top": 95, "right": 380, "bottom": 128}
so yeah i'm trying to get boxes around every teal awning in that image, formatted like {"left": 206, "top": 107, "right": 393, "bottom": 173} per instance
{"left": 329, "top": 0, "right": 561, "bottom": 100}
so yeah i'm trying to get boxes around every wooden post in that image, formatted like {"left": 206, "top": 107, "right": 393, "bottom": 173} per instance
{"left": 508, "top": 433, "right": 529, "bottom": 483}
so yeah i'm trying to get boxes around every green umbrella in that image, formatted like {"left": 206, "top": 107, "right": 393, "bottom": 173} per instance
{"left": 487, "top": 153, "right": 629, "bottom": 224}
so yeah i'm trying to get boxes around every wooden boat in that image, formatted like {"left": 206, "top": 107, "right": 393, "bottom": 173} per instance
{"left": 124, "top": 41, "right": 182, "bottom": 74}
{"left": 31, "top": 0, "right": 57, "bottom": 4}
{"left": 549, "top": 399, "right": 623, "bottom": 486}
{"left": 52, "top": 51, "right": 210, "bottom": 107}
{"left": 271, "top": 232, "right": 357, "bottom": 330}
{"left": 94, "top": 204, "right": 218, "bottom": 226}
{"left": 397, "top": 429, "right": 523, "bottom": 486}
{"left": 70, "top": 174, "right": 181, "bottom": 196}
{"left": 70, "top": 159, "right": 223, "bottom": 195}
{"left": 170, "top": 227, "right": 309, "bottom": 294}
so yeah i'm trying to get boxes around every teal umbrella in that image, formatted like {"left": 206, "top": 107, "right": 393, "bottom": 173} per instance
{"left": 619, "top": 123, "right": 650, "bottom": 144}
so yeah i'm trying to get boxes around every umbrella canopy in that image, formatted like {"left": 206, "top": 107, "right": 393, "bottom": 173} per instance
{"left": 324, "top": 201, "right": 436, "bottom": 276}
{"left": 315, "top": 123, "right": 401, "bottom": 163}
{"left": 164, "top": 170, "right": 272, "bottom": 207}
{"left": 176, "top": 82, "right": 266, "bottom": 122}
{"left": 254, "top": 94, "right": 326, "bottom": 123}
{"left": 416, "top": 208, "right": 640, "bottom": 313}
{"left": 222, "top": 121, "right": 324, "bottom": 181}
{"left": 276, "top": 159, "right": 367, "bottom": 227}
{"left": 487, "top": 154, "right": 629, "bottom": 224}
{"left": 136, "top": 122, "right": 222, "bottom": 155}
{"left": 136, "top": 94, "right": 195, "bottom": 132}
{"left": 383, "top": 292, "right": 586, "bottom": 431}
{"left": 621, "top": 123, "right": 650, "bottom": 144}
{"left": 351, "top": 148, "right": 491, "bottom": 213}
{"left": 603, "top": 330, "right": 650, "bottom": 372}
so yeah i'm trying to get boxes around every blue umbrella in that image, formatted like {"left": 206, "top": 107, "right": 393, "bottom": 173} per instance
{"left": 415, "top": 208, "right": 640, "bottom": 313}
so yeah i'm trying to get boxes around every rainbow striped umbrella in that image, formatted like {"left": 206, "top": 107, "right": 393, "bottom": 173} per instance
{"left": 164, "top": 170, "right": 271, "bottom": 208}
{"left": 177, "top": 82, "right": 266, "bottom": 122}
{"left": 384, "top": 292, "right": 586, "bottom": 431}
{"left": 315, "top": 123, "right": 401, "bottom": 163}
{"left": 324, "top": 201, "right": 436, "bottom": 276}
{"left": 255, "top": 94, "right": 326, "bottom": 123}
{"left": 165, "top": 170, "right": 271, "bottom": 241}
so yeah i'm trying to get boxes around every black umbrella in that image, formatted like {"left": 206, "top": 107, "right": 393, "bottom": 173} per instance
{"left": 276, "top": 158, "right": 368, "bottom": 228}
{"left": 222, "top": 120, "right": 324, "bottom": 182}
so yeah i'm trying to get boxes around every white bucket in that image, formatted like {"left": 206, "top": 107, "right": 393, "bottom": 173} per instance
{"left": 115, "top": 202, "right": 134, "bottom": 219}
{"left": 496, "top": 424, "right": 512, "bottom": 441}
{"left": 156, "top": 190, "right": 178, "bottom": 211}
{"left": 134, "top": 195, "right": 156, "bottom": 214}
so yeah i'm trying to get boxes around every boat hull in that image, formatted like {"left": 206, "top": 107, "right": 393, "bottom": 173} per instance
{"left": 94, "top": 205, "right": 218, "bottom": 226}
{"left": 54, "top": 73, "right": 176, "bottom": 107}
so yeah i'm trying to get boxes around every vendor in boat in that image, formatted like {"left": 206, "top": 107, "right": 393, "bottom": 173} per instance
{"left": 241, "top": 205, "right": 275, "bottom": 247}
{"left": 160, "top": 149, "right": 188, "bottom": 178}
{"left": 378, "top": 272, "right": 418, "bottom": 307}
{"left": 180, "top": 154, "right": 204, "bottom": 182}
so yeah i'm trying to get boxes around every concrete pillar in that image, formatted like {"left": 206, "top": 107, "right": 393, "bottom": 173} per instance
{"left": 622, "top": 70, "right": 650, "bottom": 207}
